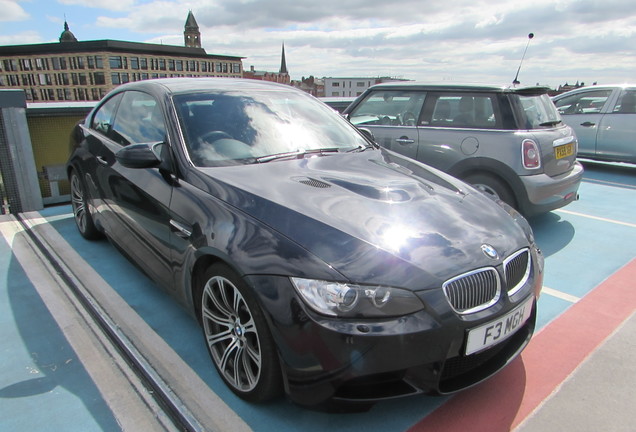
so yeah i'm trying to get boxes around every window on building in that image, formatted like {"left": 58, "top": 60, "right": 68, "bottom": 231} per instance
{"left": 87, "top": 56, "right": 95, "bottom": 69}
{"left": 176, "top": 60, "right": 183, "bottom": 71}
{"left": 120, "top": 73, "right": 129, "bottom": 84}
{"left": 78, "top": 73, "right": 87, "bottom": 85}
{"left": 222, "top": 63, "right": 228, "bottom": 73}
{"left": 357, "top": 82, "right": 365, "bottom": 87}
{"left": 232, "top": 63, "right": 241, "bottom": 74}
{"left": 38, "top": 73, "right": 52, "bottom": 85}
{"left": 75, "top": 56, "right": 85, "bottom": 69}
{"left": 53, "top": 57, "right": 67, "bottom": 70}
{"left": 4, "top": 59, "right": 18, "bottom": 71}
{"left": 130, "top": 57, "right": 139, "bottom": 69}
{"left": 168, "top": 60, "right": 175, "bottom": 71}
{"left": 140, "top": 58, "right": 148, "bottom": 70}
{"left": 56, "top": 73, "right": 70, "bottom": 85}
{"left": 92, "top": 72, "right": 106, "bottom": 85}
{"left": 95, "top": 56, "right": 103, "bottom": 69}
{"left": 159, "top": 59, "right": 166, "bottom": 70}
{"left": 111, "top": 73, "right": 121, "bottom": 85}
{"left": 109, "top": 56, "right": 124, "bottom": 69}
{"left": 35, "top": 58, "right": 49, "bottom": 70}
{"left": 215, "top": 62, "right": 221, "bottom": 73}
{"left": 21, "top": 59, "right": 32, "bottom": 70}
{"left": 332, "top": 82, "right": 340, "bottom": 87}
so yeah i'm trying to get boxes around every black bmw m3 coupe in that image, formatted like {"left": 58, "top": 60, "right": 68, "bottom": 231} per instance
{"left": 67, "top": 78, "right": 543, "bottom": 408}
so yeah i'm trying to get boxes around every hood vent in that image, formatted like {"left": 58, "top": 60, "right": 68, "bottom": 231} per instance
{"left": 294, "top": 177, "right": 332, "bottom": 189}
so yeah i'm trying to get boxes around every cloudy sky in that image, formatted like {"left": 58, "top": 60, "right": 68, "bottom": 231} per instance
{"left": 2, "top": 0, "right": 635, "bottom": 88}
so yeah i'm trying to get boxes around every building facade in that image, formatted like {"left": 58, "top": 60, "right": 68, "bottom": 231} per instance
{"left": 0, "top": 16, "right": 244, "bottom": 102}
{"left": 322, "top": 77, "right": 404, "bottom": 97}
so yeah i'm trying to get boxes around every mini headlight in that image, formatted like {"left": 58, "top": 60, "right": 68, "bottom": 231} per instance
{"left": 290, "top": 278, "right": 424, "bottom": 318}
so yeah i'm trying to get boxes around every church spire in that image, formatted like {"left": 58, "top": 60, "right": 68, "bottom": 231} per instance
{"left": 184, "top": 11, "right": 201, "bottom": 48}
{"left": 279, "top": 42, "right": 288, "bottom": 75}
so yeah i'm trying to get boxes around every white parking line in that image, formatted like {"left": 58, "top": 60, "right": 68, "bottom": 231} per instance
{"left": 541, "top": 286, "right": 580, "bottom": 303}
{"left": 556, "top": 209, "right": 636, "bottom": 229}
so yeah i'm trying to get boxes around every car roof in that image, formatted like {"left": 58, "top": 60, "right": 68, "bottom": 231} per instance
{"left": 554, "top": 84, "right": 636, "bottom": 97}
{"left": 365, "top": 81, "right": 551, "bottom": 94}
{"left": 112, "top": 77, "right": 299, "bottom": 96}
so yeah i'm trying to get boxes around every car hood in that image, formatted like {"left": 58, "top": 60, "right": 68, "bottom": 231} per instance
{"left": 193, "top": 149, "right": 530, "bottom": 290}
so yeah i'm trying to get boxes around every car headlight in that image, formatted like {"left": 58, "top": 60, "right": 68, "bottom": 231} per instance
{"left": 290, "top": 278, "right": 424, "bottom": 318}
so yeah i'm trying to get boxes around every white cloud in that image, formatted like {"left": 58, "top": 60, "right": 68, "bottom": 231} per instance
{"left": 0, "top": 0, "right": 29, "bottom": 21}
{"left": 57, "top": 0, "right": 137, "bottom": 12}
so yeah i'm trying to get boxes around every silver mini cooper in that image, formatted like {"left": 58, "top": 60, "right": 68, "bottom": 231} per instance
{"left": 344, "top": 83, "right": 584, "bottom": 217}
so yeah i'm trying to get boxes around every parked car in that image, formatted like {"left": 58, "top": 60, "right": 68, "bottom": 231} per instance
{"left": 343, "top": 82, "right": 584, "bottom": 217}
{"left": 552, "top": 84, "right": 636, "bottom": 163}
{"left": 67, "top": 78, "right": 543, "bottom": 408}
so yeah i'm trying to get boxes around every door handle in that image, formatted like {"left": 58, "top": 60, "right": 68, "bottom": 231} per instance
{"left": 170, "top": 219, "right": 192, "bottom": 239}
{"left": 96, "top": 156, "right": 108, "bottom": 165}
{"left": 395, "top": 138, "right": 415, "bottom": 145}
{"left": 580, "top": 122, "right": 596, "bottom": 127}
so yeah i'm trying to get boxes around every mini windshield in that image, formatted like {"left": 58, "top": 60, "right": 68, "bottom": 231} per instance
{"left": 516, "top": 93, "right": 562, "bottom": 129}
{"left": 174, "top": 91, "right": 369, "bottom": 166}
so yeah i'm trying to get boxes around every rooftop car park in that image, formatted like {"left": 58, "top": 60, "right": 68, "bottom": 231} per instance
{"left": 2, "top": 159, "right": 635, "bottom": 431}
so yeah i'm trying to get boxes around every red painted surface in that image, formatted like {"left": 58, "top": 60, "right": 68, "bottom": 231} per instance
{"left": 408, "top": 258, "right": 636, "bottom": 432}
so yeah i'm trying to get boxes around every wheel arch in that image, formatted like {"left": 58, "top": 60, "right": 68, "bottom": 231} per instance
{"left": 448, "top": 157, "right": 530, "bottom": 211}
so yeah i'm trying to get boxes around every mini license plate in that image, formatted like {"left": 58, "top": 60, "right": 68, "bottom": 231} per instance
{"left": 555, "top": 142, "right": 575, "bottom": 159}
{"left": 465, "top": 297, "right": 533, "bottom": 356}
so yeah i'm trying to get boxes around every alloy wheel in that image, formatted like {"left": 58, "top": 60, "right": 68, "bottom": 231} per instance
{"left": 202, "top": 275, "right": 262, "bottom": 393}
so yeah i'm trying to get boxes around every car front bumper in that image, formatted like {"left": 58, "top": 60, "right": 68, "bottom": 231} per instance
{"left": 246, "top": 253, "right": 541, "bottom": 408}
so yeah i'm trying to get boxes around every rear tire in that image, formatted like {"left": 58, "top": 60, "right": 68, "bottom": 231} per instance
{"left": 463, "top": 173, "right": 517, "bottom": 209}
{"left": 70, "top": 170, "right": 102, "bottom": 240}
{"left": 197, "top": 263, "right": 283, "bottom": 402}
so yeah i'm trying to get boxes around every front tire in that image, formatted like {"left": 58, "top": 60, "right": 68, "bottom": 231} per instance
{"left": 70, "top": 170, "right": 102, "bottom": 240}
{"left": 197, "top": 263, "right": 282, "bottom": 402}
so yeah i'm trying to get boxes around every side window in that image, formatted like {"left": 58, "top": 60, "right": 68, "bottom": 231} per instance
{"left": 348, "top": 91, "right": 426, "bottom": 127}
{"left": 111, "top": 91, "right": 166, "bottom": 146}
{"left": 612, "top": 90, "right": 636, "bottom": 114}
{"left": 427, "top": 94, "right": 498, "bottom": 129}
{"left": 90, "top": 93, "right": 122, "bottom": 135}
{"left": 554, "top": 89, "right": 612, "bottom": 115}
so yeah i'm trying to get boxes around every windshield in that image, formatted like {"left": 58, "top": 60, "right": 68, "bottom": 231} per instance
{"left": 174, "top": 90, "right": 369, "bottom": 166}
{"left": 516, "top": 93, "right": 562, "bottom": 129}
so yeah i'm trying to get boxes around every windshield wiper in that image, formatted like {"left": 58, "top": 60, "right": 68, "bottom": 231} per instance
{"left": 539, "top": 120, "right": 562, "bottom": 127}
{"left": 256, "top": 147, "right": 341, "bottom": 163}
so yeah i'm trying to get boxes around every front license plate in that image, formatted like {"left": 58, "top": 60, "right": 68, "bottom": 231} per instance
{"left": 555, "top": 142, "right": 575, "bottom": 159}
{"left": 465, "top": 297, "right": 533, "bottom": 355}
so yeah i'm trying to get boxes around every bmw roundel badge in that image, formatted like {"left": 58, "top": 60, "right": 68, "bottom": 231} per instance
{"left": 481, "top": 244, "right": 499, "bottom": 259}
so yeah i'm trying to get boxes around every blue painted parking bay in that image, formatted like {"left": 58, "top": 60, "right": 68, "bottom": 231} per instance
{"left": 1, "top": 161, "right": 635, "bottom": 431}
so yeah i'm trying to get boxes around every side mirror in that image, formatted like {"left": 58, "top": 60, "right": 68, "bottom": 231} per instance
{"left": 115, "top": 142, "right": 162, "bottom": 169}
{"left": 357, "top": 127, "right": 375, "bottom": 143}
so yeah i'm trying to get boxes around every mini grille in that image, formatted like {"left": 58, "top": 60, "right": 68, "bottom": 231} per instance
{"left": 504, "top": 248, "right": 530, "bottom": 295}
{"left": 297, "top": 177, "right": 331, "bottom": 188}
{"left": 442, "top": 268, "right": 500, "bottom": 314}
